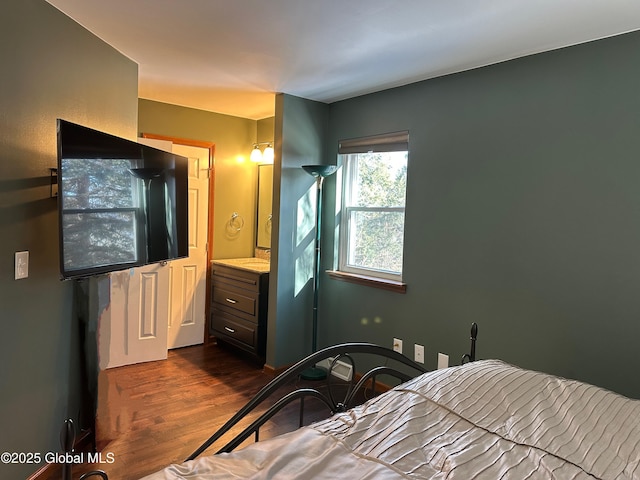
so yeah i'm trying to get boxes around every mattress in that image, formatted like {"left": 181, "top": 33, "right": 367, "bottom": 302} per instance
{"left": 141, "top": 359, "right": 640, "bottom": 479}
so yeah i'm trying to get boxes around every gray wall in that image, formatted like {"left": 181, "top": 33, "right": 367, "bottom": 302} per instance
{"left": 317, "top": 31, "right": 640, "bottom": 398}
{"left": 0, "top": 2, "right": 138, "bottom": 477}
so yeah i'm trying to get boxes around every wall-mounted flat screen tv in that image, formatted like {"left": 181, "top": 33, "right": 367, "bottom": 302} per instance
{"left": 56, "top": 119, "right": 189, "bottom": 280}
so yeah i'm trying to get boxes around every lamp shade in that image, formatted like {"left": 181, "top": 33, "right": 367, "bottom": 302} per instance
{"left": 250, "top": 145, "right": 262, "bottom": 162}
{"left": 302, "top": 165, "right": 338, "bottom": 178}
{"left": 262, "top": 145, "right": 274, "bottom": 164}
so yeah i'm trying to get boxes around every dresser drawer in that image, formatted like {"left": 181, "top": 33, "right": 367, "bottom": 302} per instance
{"left": 212, "top": 286, "right": 256, "bottom": 317}
{"left": 211, "top": 309, "right": 256, "bottom": 350}
{"left": 212, "top": 265, "right": 262, "bottom": 292}
{"left": 210, "top": 262, "right": 269, "bottom": 362}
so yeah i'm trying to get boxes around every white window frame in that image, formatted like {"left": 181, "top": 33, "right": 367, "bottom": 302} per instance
{"left": 337, "top": 131, "right": 409, "bottom": 282}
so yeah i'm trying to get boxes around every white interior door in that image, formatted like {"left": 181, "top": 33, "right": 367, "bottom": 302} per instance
{"left": 167, "top": 144, "right": 210, "bottom": 349}
{"left": 120, "top": 264, "right": 169, "bottom": 364}
{"left": 109, "top": 264, "right": 171, "bottom": 367}
{"left": 104, "top": 140, "right": 210, "bottom": 367}
{"left": 103, "top": 137, "right": 174, "bottom": 368}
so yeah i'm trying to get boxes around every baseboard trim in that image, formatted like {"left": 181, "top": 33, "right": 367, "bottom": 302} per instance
{"left": 263, "top": 363, "right": 393, "bottom": 395}
{"left": 26, "top": 463, "right": 51, "bottom": 480}
{"left": 354, "top": 372, "right": 392, "bottom": 395}
{"left": 263, "top": 363, "right": 289, "bottom": 377}
{"left": 26, "top": 428, "right": 93, "bottom": 480}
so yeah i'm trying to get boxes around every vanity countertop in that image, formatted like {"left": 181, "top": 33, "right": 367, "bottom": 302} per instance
{"left": 211, "top": 257, "right": 270, "bottom": 274}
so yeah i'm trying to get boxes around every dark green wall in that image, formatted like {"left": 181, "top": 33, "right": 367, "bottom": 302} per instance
{"left": 267, "top": 94, "right": 330, "bottom": 366}
{"left": 0, "top": 2, "right": 138, "bottom": 478}
{"left": 316, "top": 31, "right": 640, "bottom": 398}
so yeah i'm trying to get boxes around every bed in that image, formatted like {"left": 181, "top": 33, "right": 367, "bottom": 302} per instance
{"left": 140, "top": 326, "right": 640, "bottom": 479}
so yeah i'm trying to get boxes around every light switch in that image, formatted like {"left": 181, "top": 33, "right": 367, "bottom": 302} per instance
{"left": 15, "top": 251, "right": 29, "bottom": 280}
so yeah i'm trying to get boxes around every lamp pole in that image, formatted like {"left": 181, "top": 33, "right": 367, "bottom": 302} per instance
{"left": 301, "top": 165, "right": 337, "bottom": 380}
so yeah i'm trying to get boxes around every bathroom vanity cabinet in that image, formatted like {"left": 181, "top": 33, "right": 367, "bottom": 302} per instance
{"left": 210, "top": 259, "right": 269, "bottom": 362}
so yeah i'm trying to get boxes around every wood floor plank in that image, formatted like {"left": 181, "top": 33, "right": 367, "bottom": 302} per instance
{"left": 38, "top": 341, "right": 329, "bottom": 480}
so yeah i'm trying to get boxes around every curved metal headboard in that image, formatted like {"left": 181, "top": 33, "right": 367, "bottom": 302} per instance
{"left": 187, "top": 342, "right": 427, "bottom": 460}
{"left": 460, "top": 322, "right": 478, "bottom": 365}
{"left": 188, "top": 325, "right": 480, "bottom": 460}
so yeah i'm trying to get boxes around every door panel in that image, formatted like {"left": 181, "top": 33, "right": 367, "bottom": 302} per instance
{"left": 104, "top": 137, "right": 173, "bottom": 368}
{"left": 106, "top": 264, "right": 170, "bottom": 368}
{"left": 167, "top": 144, "right": 210, "bottom": 349}
{"left": 128, "top": 269, "right": 168, "bottom": 357}
{"left": 104, "top": 139, "right": 210, "bottom": 367}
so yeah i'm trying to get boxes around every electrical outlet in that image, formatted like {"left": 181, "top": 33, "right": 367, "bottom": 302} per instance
{"left": 414, "top": 344, "right": 425, "bottom": 363}
{"left": 15, "top": 251, "right": 29, "bottom": 280}
{"left": 393, "top": 338, "right": 403, "bottom": 354}
{"left": 437, "top": 352, "right": 449, "bottom": 369}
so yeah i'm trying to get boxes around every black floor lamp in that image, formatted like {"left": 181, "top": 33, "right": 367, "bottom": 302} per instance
{"left": 300, "top": 164, "right": 338, "bottom": 380}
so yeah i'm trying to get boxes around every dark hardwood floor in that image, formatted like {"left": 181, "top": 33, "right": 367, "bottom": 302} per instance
{"left": 40, "top": 341, "right": 333, "bottom": 480}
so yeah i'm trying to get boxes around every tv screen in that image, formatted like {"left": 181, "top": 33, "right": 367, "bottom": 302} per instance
{"left": 56, "top": 119, "right": 189, "bottom": 280}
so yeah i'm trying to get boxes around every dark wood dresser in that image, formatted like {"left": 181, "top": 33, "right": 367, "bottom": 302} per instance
{"left": 210, "top": 259, "right": 269, "bottom": 362}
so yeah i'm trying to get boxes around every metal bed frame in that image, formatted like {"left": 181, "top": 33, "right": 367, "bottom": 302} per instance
{"left": 60, "top": 418, "right": 108, "bottom": 480}
{"left": 58, "top": 323, "right": 478, "bottom": 478}
{"left": 187, "top": 322, "right": 478, "bottom": 460}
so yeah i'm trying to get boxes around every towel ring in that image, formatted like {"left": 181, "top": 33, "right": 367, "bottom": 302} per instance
{"left": 229, "top": 212, "right": 244, "bottom": 232}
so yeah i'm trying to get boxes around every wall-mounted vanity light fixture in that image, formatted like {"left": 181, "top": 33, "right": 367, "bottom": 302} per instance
{"left": 250, "top": 142, "right": 274, "bottom": 164}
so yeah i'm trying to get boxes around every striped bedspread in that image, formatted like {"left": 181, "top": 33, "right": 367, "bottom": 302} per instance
{"left": 142, "top": 360, "right": 640, "bottom": 479}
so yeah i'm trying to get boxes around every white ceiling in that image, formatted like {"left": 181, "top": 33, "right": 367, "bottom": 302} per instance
{"left": 46, "top": 0, "right": 640, "bottom": 120}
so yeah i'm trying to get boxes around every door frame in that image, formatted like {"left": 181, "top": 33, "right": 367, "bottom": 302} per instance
{"left": 142, "top": 133, "right": 215, "bottom": 344}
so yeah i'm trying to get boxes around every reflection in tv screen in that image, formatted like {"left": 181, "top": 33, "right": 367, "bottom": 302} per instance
{"left": 57, "top": 119, "right": 189, "bottom": 279}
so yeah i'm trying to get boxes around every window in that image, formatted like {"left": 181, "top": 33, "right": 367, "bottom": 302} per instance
{"left": 337, "top": 131, "right": 408, "bottom": 283}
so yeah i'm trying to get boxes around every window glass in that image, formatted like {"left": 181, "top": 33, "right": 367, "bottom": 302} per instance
{"left": 338, "top": 135, "right": 408, "bottom": 281}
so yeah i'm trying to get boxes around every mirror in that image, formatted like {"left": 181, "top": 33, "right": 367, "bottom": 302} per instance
{"left": 256, "top": 164, "right": 273, "bottom": 249}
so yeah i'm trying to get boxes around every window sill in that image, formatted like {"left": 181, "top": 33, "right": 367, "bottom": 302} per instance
{"left": 326, "top": 270, "right": 407, "bottom": 294}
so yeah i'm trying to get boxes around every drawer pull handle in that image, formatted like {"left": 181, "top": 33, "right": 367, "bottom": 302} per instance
{"left": 225, "top": 298, "right": 237, "bottom": 304}
{"left": 224, "top": 326, "right": 236, "bottom": 334}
